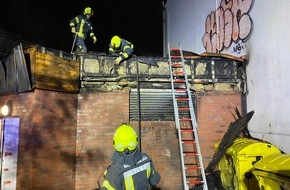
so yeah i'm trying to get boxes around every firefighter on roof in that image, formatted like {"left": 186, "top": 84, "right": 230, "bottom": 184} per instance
{"left": 100, "top": 123, "right": 161, "bottom": 190}
{"left": 109, "top": 36, "right": 134, "bottom": 64}
{"left": 69, "top": 7, "right": 97, "bottom": 54}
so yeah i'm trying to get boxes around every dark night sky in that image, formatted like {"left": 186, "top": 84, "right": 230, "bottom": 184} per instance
{"left": 0, "top": 0, "right": 164, "bottom": 56}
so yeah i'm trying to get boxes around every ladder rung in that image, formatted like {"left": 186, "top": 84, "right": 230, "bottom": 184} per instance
{"left": 178, "top": 107, "right": 189, "bottom": 111}
{"left": 188, "top": 180, "right": 203, "bottom": 185}
{"left": 185, "top": 165, "right": 200, "bottom": 170}
{"left": 173, "top": 71, "right": 184, "bottom": 75}
{"left": 176, "top": 97, "right": 189, "bottom": 101}
{"left": 180, "top": 117, "right": 191, "bottom": 121}
{"left": 184, "top": 152, "right": 198, "bottom": 157}
{"left": 172, "top": 63, "right": 182, "bottom": 67}
{"left": 170, "top": 48, "right": 180, "bottom": 51}
{"left": 174, "top": 79, "right": 185, "bottom": 83}
{"left": 182, "top": 140, "right": 196, "bottom": 144}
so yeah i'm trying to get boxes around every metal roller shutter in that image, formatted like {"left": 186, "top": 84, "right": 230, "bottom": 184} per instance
{"left": 130, "top": 89, "right": 196, "bottom": 121}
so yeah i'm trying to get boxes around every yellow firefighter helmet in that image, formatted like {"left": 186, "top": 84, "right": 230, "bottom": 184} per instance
{"left": 111, "top": 35, "right": 121, "bottom": 49}
{"left": 84, "top": 7, "right": 94, "bottom": 15}
{"left": 113, "top": 123, "right": 138, "bottom": 152}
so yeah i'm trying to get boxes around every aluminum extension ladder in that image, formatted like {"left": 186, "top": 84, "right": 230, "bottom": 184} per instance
{"left": 168, "top": 43, "right": 208, "bottom": 190}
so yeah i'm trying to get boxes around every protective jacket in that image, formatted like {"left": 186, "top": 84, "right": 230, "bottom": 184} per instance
{"left": 102, "top": 148, "right": 160, "bottom": 190}
{"left": 69, "top": 15, "right": 96, "bottom": 40}
{"left": 109, "top": 39, "right": 134, "bottom": 62}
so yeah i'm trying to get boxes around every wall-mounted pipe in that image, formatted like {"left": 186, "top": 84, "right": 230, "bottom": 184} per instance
{"left": 135, "top": 55, "right": 142, "bottom": 152}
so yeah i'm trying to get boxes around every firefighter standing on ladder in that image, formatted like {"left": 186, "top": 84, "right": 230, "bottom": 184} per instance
{"left": 98, "top": 123, "right": 161, "bottom": 190}
{"left": 69, "top": 7, "right": 97, "bottom": 54}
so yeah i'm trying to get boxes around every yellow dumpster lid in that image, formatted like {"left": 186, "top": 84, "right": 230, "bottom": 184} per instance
{"left": 224, "top": 138, "right": 281, "bottom": 156}
{"left": 253, "top": 154, "right": 290, "bottom": 177}
{"left": 214, "top": 137, "right": 258, "bottom": 150}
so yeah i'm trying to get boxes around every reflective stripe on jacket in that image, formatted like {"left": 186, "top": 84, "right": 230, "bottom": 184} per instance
{"left": 102, "top": 149, "right": 160, "bottom": 190}
{"left": 109, "top": 39, "right": 134, "bottom": 61}
{"left": 69, "top": 15, "right": 95, "bottom": 40}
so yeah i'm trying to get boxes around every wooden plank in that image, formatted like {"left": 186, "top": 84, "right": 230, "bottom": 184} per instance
{"left": 199, "top": 52, "right": 245, "bottom": 63}
{"left": 33, "top": 51, "right": 80, "bottom": 93}
{"left": 170, "top": 49, "right": 201, "bottom": 59}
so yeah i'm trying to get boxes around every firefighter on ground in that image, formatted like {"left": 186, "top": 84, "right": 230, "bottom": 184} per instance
{"left": 69, "top": 7, "right": 97, "bottom": 54}
{"left": 109, "top": 36, "right": 134, "bottom": 64}
{"left": 100, "top": 123, "right": 161, "bottom": 190}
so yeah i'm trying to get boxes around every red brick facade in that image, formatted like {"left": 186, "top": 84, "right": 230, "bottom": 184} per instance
{"left": 0, "top": 90, "right": 241, "bottom": 190}
{"left": 0, "top": 90, "right": 77, "bottom": 190}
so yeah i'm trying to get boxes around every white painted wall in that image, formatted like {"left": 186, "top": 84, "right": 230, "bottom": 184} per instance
{"left": 164, "top": 0, "right": 195, "bottom": 52}
{"left": 246, "top": 1, "right": 290, "bottom": 153}
{"left": 164, "top": 0, "right": 290, "bottom": 153}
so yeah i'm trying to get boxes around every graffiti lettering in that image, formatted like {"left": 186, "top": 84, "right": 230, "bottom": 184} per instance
{"left": 232, "top": 42, "right": 245, "bottom": 54}
{"left": 202, "top": 0, "right": 253, "bottom": 53}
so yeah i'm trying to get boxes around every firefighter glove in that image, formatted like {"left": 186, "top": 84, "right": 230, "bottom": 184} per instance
{"left": 71, "top": 27, "right": 76, "bottom": 33}
{"left": 115, "top": 57, "right": 122, "bottom": 65}
{"left": 93, "top": 36, "right": 97, "bottom": 44}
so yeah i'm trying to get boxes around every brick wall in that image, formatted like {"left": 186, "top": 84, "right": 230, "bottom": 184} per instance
{"left": 0, "top": 90, "right": 77, "bottom": 190}
{"left": 131, "top": 121, "right": 183, "bottom": 190}
{"left": 196, "top": 91, "right": 242, "bottom": 166}
{"left": 76, "top": 91, "right": 130, "bottom": 190}
{"left": 75, "top": 90, "right": 242, "bottom": 190}
{"left": 0, "top": 89, "right": 241, "bottom": 190}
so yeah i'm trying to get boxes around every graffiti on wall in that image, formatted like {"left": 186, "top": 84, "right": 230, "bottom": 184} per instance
{"left": 202, "top": 0, "right": 253, "bottom": 55}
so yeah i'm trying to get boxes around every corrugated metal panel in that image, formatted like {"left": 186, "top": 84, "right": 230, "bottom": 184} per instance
{"left": 130, "top": 89, "right": 196, "bottom": 121}
{"left": 1, "top": 45, "right": 32, "bottom": 95}
{"left": 14, "top": 45, "right": 31, "bottom": 92}
{"left": 0, "top": 60, "right": 6, "bottom": 93}
{"left": 5, "top": 54, "right": 17, "bottom": 93}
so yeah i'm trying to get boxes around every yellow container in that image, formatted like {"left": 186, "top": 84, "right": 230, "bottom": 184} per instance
{"left": 216, "top": 138, "right": 281, "bottom": 190}
{"left": 252, "top": 153, "right": 290, "bottom": 190}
